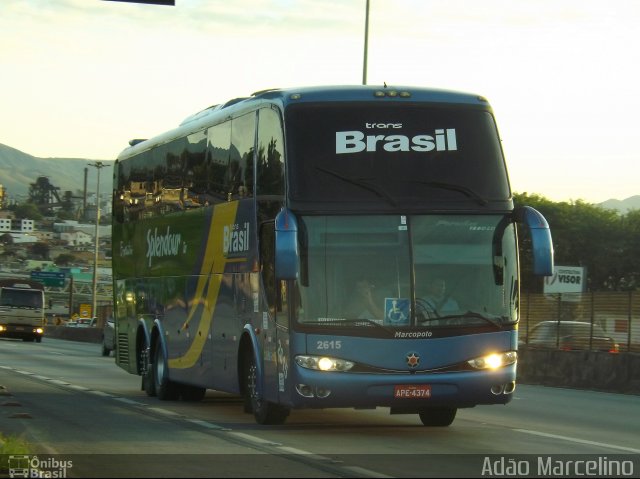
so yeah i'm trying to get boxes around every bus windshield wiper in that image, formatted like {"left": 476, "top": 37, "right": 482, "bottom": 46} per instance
{"left": 407, "top": 181, "right": 488, "bottom": 206}
{"left": 419, "top": 311, "right": 504, "bottom": 330}
{"left": 316, "top": 167, "right": 398, "bottom": 207}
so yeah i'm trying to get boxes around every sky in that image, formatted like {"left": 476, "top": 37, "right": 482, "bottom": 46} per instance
{"left": 1, "top": 0, "right": 639, "bottom": 204}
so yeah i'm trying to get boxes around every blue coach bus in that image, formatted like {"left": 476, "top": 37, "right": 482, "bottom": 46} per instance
{"left": 111, "top": 85, "right": 553, "bottom": 425}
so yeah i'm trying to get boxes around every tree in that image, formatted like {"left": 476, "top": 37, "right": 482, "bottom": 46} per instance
{"left": 12, "top": 202, "right": 43, "bottom": 220}
{"left": 620, "top": 209, "right": 640, "bottom": 290}
{"left": 0, "top": 233, "right": 13, "bottom": 245}
{"left": 514, "top": 193, "right": 635, "bottom": 292}
{"left": 56, "top": 209, "right": 76, "bottom": 221}
{"left": 55, "top": 253, "right": 76, "bottom": 266}
{"left": 29, "top": 242, "right": 50, "bottom": 260}
{"left": 28, "top": 176, "right": 62, "bottom": 215}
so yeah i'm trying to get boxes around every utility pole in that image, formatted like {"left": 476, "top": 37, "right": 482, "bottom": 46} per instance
{"left": 362, "top": 0, "right": 370, "bottom": 85}
{"left": 88, "top": 161, "right": 109, "bottom": 322}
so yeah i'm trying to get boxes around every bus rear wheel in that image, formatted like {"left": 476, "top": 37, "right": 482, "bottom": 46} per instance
{"left": 153, "top": 344, "right": 179, "bottom": 400}
{"left": 245, "top": 352, "right": 289, "bottom": 425}
{"left": 418, "top": 407, "right": 457, "bottom": 427}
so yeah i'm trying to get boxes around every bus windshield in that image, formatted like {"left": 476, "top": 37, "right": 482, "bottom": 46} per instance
{"left": 285, "top": 102, "right": 510, "bottom": 209}
{"left": 295, "top": 214, "right": 519, "bottom": 335}
{"left": 0, "top": 288, "right": 43, "bottom": 309}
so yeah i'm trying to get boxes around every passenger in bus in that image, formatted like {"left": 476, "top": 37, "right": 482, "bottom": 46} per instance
{"left": 345, "top": 277, "right": 384, "bottom": 320}
{"left": 421, "top": 277, "right": 459, "bottom": 314}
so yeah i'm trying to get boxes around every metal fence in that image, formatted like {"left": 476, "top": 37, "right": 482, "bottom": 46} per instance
{"left": 520, "top": 292, "right": 640, "bottom": 353}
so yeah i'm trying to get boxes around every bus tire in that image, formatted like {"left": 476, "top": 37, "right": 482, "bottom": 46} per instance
{"left": 418, "top": 407, "right": 457, "bottom": 427}
{"left": 35, "top": 336, "right": 42, "bottom": 343}
{"left": 153, "top": 343, "right": 179, "bottom": 400}
{"left": 245, "top": 352, "right": 289, "bottom": 425}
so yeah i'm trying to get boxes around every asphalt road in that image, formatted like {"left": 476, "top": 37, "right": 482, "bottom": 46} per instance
{"left": 1, "top": 338, "right": 638, "bottom": 478}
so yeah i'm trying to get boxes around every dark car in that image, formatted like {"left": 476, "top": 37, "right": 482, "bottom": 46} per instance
{"left": 101, "top": 317, "right": 115, "bottom": 357}
{"left": 522, "top": 321, "right": 619, "bottom": 353}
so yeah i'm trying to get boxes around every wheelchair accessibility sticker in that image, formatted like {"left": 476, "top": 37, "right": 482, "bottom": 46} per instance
{"left": 384, "top": 298, "right": 410, "bottom": 325}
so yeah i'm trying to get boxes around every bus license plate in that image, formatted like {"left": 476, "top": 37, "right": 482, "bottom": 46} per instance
{"left": 394, "top": 385, "right": 431, "bottom": 399}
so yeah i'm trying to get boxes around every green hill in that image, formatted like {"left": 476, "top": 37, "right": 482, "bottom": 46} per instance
{"left": 0, "top": 143, "right": 113, "bottom": 198}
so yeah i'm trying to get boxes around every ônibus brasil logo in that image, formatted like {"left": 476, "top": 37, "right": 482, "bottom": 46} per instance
{"left": 146, "top": 226, "right": 183, "bottom": 267}
{"left": 8, "top": 455, "right": 73, "bottom": 478}
{"left": 336, "top": 124, "right": 457, "bottom": 154}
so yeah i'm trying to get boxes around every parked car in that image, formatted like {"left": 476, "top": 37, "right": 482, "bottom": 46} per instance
{"left": 101, "top": 317, "right": 115, "bottom": 357}
{"left": 67, "top": 317, "right": 97, "bottom": 328}
{"left": 522, "top": 321, "right": 619, "bottom": 353}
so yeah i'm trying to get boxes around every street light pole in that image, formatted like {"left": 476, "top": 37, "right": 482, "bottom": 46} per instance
{"left": 362, "top": 0, "right": 370, "bottom": 85}
{"left": 88, "top": 161, "right": 109, "bottom": 322}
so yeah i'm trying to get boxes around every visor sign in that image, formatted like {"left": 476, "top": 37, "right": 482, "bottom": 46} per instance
{"left": 543, "top": 266, "right": 586, "bottom": 294}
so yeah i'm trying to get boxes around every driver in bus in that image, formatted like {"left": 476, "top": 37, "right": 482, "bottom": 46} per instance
{"left": 422, "top": 277, "right": 459, "bottom": 314}
{"left": 345, "top": 276, "right": 384, "bottom": 320}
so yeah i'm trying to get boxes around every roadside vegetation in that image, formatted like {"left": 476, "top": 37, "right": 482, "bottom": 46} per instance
{"left": 514, "top": 193, "right": 640, "bottom": 293}
{"left": 0, "top": 433, "right": 31, "bottom": 471}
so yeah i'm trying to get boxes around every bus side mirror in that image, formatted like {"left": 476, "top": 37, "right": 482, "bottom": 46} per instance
{"left": 514, "top": 206, "right": 554, "bottom": 276}
{"left": 274, "top": 208, "right": 300, "bottom": 280}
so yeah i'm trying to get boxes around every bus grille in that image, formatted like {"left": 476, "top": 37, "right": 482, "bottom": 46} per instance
{"left": 116, "top": 333, "right": 129, "bottom": 364}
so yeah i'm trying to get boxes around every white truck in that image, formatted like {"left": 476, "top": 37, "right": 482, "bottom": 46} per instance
{"left": 0, "top": 279, "right": 45, "bottom": 342}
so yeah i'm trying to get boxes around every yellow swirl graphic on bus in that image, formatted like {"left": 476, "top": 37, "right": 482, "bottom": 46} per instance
{"left": 168, "top": 202, "right": 239, "bottom": 369}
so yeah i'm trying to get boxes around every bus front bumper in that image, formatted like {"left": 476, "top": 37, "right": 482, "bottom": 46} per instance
{"left": 0, "top": 324, "right": 45, "bottom": 339}
{"left": 287, "top": 365, "right": 517, "bottom": 410}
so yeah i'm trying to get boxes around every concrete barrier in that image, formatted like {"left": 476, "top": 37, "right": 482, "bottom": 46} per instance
{"left": 517, "top": 347, "right": 640, "bottom": 394}
{"left": 44, "top": 325, "right": 102, "bottom": 344}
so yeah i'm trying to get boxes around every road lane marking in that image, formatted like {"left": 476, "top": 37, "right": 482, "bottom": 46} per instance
{"left": 515, "top": 429, "right": 640, "bottom": 453}
{"left": 0, "top": 365, "right": 397, "bottom": 478}
{"left": 227, "top": 431, "right": 281, "bottom": 446}
{"left": 68, "top": 384, "right": 90, "bottom": 391}
{"left": 48, "top": 379, "right": 71, "bottom": 386}
{"left": 88, "top": 390, "right": 113, "bottom": 397}
{"left": 186, "top": 419, "right": 229, "bottom": 430}
{"left": 147, "top": 407, "right": 182, "bottom": 417}
{"left": 276, "top": 446, "right": 317, "bottom": 455}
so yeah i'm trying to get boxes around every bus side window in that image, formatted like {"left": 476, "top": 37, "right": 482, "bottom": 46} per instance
{"left": 260, "top": 221, "right": 276, "bottom": 316}
{"left": 229, "top": 112, "right": 255, "bottom": 200}
{"left": 207, "top": 120, "right": 232, "bottom": 202}
{"left": 277, "top": 280, "right": 289, "bottom": 327}
{"left": 259, "top": 221, "right": 287, "bottom": 325}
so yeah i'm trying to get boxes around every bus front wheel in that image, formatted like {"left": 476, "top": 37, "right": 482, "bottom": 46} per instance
{"left": 244, "top": 352, "right": 289, "bottom": 425}
{"left": 418, "top": 407, "right": 457, "bottom": 427}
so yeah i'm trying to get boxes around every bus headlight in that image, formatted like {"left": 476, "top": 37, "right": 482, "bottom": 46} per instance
{"left": 0, "top": 325, "right": 6, "bottom": 332}
{"left": 295, "top": 355, "right": 355, "bottom": 372}
{"left": 467, "top": 351, "right": 517, "bottom": 370}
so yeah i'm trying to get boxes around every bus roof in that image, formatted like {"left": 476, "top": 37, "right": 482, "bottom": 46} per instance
{"left": 0, "top": 279, "right": 45, "bottom": 290}
{"left": 117, "top": 85, "right": 490, "bottom": 161}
